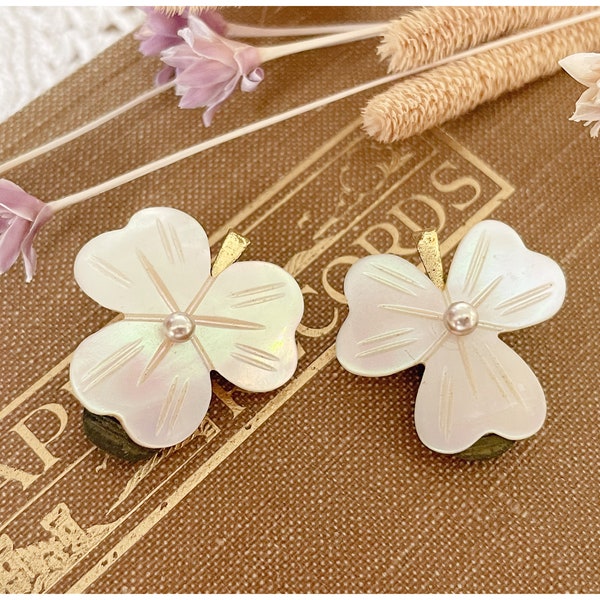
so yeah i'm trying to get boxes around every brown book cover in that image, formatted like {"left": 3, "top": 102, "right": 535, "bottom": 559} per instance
{"left": 0, "top": 7, "right": 598, "bottom": 594}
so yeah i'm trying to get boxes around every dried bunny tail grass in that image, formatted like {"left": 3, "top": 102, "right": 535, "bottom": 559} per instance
{"left": 364, "top": 18, "right": 600, "bottom": 144}
{"left": 380, "top": 6, "right": 591, "bottom": 73}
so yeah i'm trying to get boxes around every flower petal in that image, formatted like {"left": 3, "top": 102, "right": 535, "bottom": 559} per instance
{"left": 176, "top": 61, "right": 234, "bottom": 87}
{"left": 240, "top": 68, "right": 264, "bottom": 92}
{"left": 336, "top": 254, "right": 447, "bottom": 377}
{"left": 193, "top": 261, "right": 304, "bottom": 392}
{"left": 155, "top": 65, "right": 175, "bottom": 86}
{"left": 178, "top": 83, "right": 229, "bottom": 109}
{"left": 414, "top": 329, "right": 546, "bottom": 454}
{"left": 74, "top": 207, "right": 211, "bottom": 315}
{"left": 446, "top": 220, "right": 565, "bottom": 332}
{"left": 70, "top": 320, "right": 212, "bottom": 448}
{"left": 0, "top": 178, "right": 47, "bottom": 220}
{"left": 559, "top": 52, "right": 600, "bottom": 87}
{"left": 0, "top": 218, "right": 29, "bottom": 275}
{"left": 20, "top": 204, "right": 53, "bottom": 282}
{"left": 571, "top": 94, "right": 600, "bottom": 123}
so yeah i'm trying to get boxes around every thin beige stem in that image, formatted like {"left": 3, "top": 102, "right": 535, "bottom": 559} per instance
{"left": 258, "top": 23, "right": 387, "bottom": 63}
{"left": 48, "top": 9, "right": 600, "bottom": 213}
{"left": 48, "top": 70, "right": 403, "bottom": 211}
{"left": 227, "top": 21, "right": 388, "bottom": 38}
{"left": 0, "top": 81, "right": 175, "bottom": 176}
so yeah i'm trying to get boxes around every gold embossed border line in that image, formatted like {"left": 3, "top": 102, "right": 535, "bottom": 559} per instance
{"left": 0, "top": 122, "right": 513, "bottom": 594}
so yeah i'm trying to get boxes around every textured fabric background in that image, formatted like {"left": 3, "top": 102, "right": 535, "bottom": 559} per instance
{"left": 0, "top": 6, "right": 598, "bottom": 594}
{"left": 0, "top": 7, "right": 142, "bottom": 123}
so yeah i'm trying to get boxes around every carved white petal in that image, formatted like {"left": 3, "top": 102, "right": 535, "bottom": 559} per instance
{"left": 70, "top": 320, "right": 212, "bottom": 448}
{"left": 193, "top": 261, "right": 304, "bottom": 392}
{"left": 74, "top": 207, "right": 211, "bottom": 315}
{"left": 414, "top": 329, "right": 546, "bottom": 454}
{"left": 336, "top": 254, "right": 447, "bottom": 377}
{"left": 446, "top": 220, "right": 566, "bottom": 332}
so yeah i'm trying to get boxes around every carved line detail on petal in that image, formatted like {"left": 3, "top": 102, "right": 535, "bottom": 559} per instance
{"left": 471, "top": 275, "right": 503, "bottom": 308}
{"left": 136, "top": 249, "right": 179, "bottom": 312}
{"left": 234, "top": 343, "right": 279, "bottom": 363}
{"left": 186, "top": 276, "right": 215, "bottom": 315}
{"left": 137, "top": 339, "right": 173, "bottom": 386}
{"left": 169, "top": 222, "right": 185, "bottom": 263}
{"left": 156, "top": 376, "right": 191, "bottom": 436}
{"left": 439, "top": 367, "right": 453, "bottom": 441}
{"left": 123, "top": 313, "right": 267, "bottom": 331}
{"left": 482, "top": 343, "right": 530, "bottom": 412}
{"left": 464, "top": 230, "right": 489, "bottom": 296}
{"left": 155, "top": 218, "right": 186, "bottom": 265}
{"left": 157, "top": 376, "right": 177, "bottom": 436}
{"left": 362, "top": 262, "right": 427, "bottom": 296}
{"left": 419, "top": 331, "right": 450, "bottom": 364}
{"left": 170, "top": 378, "right": 190, "bottom": 432}
{"left": 495, "top": 282, "right": 554, "bottom": 316}
{"left": 124, "top": 314, "right": 167, "bottom": 322}
{"left": 358, "top": 328, "right": 415, "bottom": 345}
{"left": 193, "top": 315, "right": 265, "bottom": 330}
{"left": 231, "top": 292, "right": 287, "bottom": 308}
{"left": 87, "top": 255, "right": 133, "bottom": 288}
{"left": 80, "top": 339, "right": 145, "bottom": 392}
{"left": 156, "top": 218, "right": 174, "bottom": 264}
{"left": 477, "top": 321, "right": 504, "bottom": 332}
{"left": 374, "top": 263, "right": 427, "bottom": 289}
{"left": 457, "top": 337, "right": 477, "bottom": 398}
{"left": 230, "top": 281, "right": 287, "bottom": 297}
{"left": 230, "top": 347, "right": 279, "bottom": 372}
{"left": 474, "top": 344, "right": 513, "bottom": 409}
{"left": 355, "top": 337, "right": 418, "bottom": 358}
{"left": 191, "top": 335, "right": 214, "bottom": 371}
{"left": 363, "top": 271, "right": 418, "bottom": 296}
{"left": 379, "top": 304, "right": 443, "bottom": 320}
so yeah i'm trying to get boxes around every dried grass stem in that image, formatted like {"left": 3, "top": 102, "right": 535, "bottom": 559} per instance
{"left": 364, "top": 18, "right": 600, "bottom": 143}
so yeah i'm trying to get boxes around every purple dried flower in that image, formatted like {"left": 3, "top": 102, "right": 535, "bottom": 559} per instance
{"left": 136, "top": 7, "right": 189, "bottom": 57}
{"left": 136, "top": 8, "right": 228, "bottom": 85}
{"left": 0, "top": 180, "right": 53, "bottom": 282}
{"left": 161, "top": 15, "right": 264, "bottom": 126}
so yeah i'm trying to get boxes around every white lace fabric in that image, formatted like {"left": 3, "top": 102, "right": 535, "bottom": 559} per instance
{"left": 0, "top": 7, "right": 143, "bottom": 123}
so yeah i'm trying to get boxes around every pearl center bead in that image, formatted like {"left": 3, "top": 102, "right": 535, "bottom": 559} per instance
{"left": 162, "top": 312, "right": 195, "bottom": 343}
{"left": 443, "top": 301, "right": 479, "bottom": 336}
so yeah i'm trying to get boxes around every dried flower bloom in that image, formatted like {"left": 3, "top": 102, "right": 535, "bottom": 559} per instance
{"left": 0, "top": 179, "right": 53, "bottom": 282}
{"left": 161, "top": 15, "right": 264, "bottom": 125}
{"left": 136, "top": 8, "right": 227, "bottom": 85}
{"left": 136, "top": 7, "right": 189, "bottom": 56}
{"left": 559, "top": 52, "right": 600, "bottom": 137}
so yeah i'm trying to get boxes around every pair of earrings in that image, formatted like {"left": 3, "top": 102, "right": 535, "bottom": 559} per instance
{"left": 70, "top": 206, "right": 566, "bottom": 460}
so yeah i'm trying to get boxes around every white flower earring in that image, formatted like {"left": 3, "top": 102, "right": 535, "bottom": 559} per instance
{"left": 70, "top": 207, "right": 304, "bottom": 455}
{"left": 335, "top": 221, "right": 566, "bottom": 458}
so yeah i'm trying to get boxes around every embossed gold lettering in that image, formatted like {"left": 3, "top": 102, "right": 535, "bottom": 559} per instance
{"left": 321, "top": 255, "right": 358, "bottom": 305}
{"left": 0, "top": 463, "right": 37, "bottom": 490}
{"left": 355, "top": 194, "right": 447, "bottom": 258}
{"left": 0, "top": 404, "right": 68, "bottom": 489}
{"left": 0, "top": 534, "right": 33, "bottom": 594}
{"left": 388, "top": 193, "right": 446, "bottom": 235}
{"left": 354, "top": 222, "right": 407, "bottom": 256}
{"left": 430, "top": 161, "right": 482, "bottom": 211}
{"left": 297, "top": 285, "right": 340, "bottom": 339}
{"left": 211, "top": 382, "right": 246, "bottom": 418}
